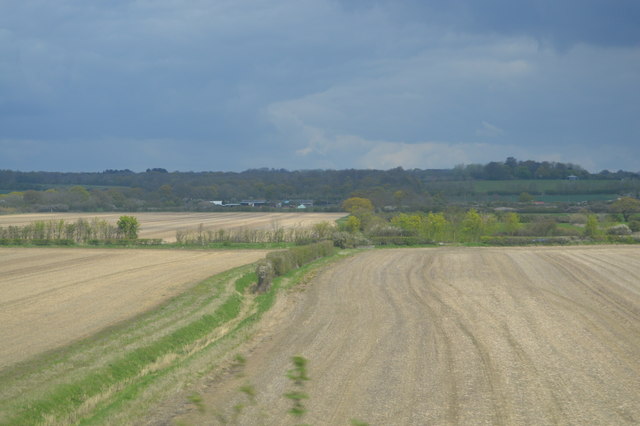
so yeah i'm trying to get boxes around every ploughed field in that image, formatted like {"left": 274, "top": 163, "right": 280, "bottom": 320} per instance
{"left": 0, "top": 247, "right": 267, "bottom": 368}
{"left": 172, "top": 246, "right": 640, "bottom": 425}
{"left": 0, "top": 212, "right": 346, "bottom": 242}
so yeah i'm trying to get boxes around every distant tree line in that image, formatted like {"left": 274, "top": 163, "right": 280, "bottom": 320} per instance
{"left": 1, "top": 159, "right": 638, "bottom": 213}
{"left": 453, "top": 157, "right": 595, "bottom": 180}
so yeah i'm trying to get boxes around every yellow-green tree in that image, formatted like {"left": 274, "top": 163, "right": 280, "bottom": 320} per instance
{"left": 117, "top": 216, "right": 140, "bottom": 239}
{"left": 391, "top": 213, "right": 424, "bottom": 235}
{"left": 342, "top": 197, "right": 374, "bottom": 231}
{"left": 483, "top": 213, "right": 498, "bottom": 236}
{"left": 425, "top": 212, "right": 449, "bottom": 241}
{"left": 584, "top": 214, "right": 601, "bottom": 238}
{"left": 503, "top": 212, "right": 521, "bottom": 236}
{"left": 341, "top": 197, "right": 374, "bottom": 214}
{"left": 342, "top": 215, "right": 361, "bottom": 233}
{"left": 461, "top": 208, "right": 483, "bottom": 242}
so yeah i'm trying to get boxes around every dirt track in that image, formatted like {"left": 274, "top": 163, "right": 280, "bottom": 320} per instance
{"left": 0, "top": 212, "right": 346, "bottom": 242}
{"left": 171, "top": 246, "right": 640, "bottom": 425}
{"left": 0, "top": 248, "right": 267, "bottom": 368}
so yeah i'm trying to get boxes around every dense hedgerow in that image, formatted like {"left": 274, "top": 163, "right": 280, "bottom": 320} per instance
{"left": 255, "top": 241, "right": 335, "bottom": 292}
{"left": 368, "top": 236, "right": 434, "bottom": 246}
{"left": 480, "top": 236, "right": 575, "bottom": 245}
{"left": 0, "top": 218, "right": 128, "bottom": 244}
{"left": 330, "top": 231, "right": 372, "bottom": 249}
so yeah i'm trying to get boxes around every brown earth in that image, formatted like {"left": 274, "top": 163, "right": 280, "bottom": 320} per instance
{"left": 0, "top": 247, "right": 267, "bottom": 368}
{"left": 168, "top": 246, "right": 640, "bottom": 425}
{"left": 0, "top": 212, "right": 346, "bottom": 242}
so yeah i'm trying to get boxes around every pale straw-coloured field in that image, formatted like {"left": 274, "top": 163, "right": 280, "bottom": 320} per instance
{"left": 0, "top": 247, "right": 268, "bottom": 368}
{"left": 172, "top": 246, "right": 640, "bottom": 425}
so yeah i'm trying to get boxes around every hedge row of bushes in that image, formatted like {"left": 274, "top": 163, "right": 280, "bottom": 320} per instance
{"left": 602, "top": 235, "right": 640, "bottom": 244}
{"left": 255, "top": 241, "right": 335, "bottom": 292}
{"left": 482, "top": 235, "right": 640, "bottom": 246}
{"left": 0, "top": 238, "right": 75, "bottom": 246}
{"left": 0, "top": 218, "right": 125, "bottom": 243}
{"left": 0, "top": 238, "right": 163, "bottom": 247}
{"left": 480, "top": 236, "right": 575, "bottom": 246}
{"left": 369, "top": 236, "right": 435, "bottom": 246}
{"left": 331, "top": 231, "right": 372, "bottom": 248}
{"left": 86, "top": 238, "right": 163, "bottom": 246}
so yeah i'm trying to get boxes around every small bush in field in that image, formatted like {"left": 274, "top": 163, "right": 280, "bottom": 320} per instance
{"left": 255, "top": 261, "right": 275, "bottom": 293}
{"left": 284, "top": 356, "right": 310, "bottom": 419}
{"left": 332, "top": 231, "right": 371, "bottom": 249}
{"left": 607, "top": 224, "right": 632, "bottom": 235}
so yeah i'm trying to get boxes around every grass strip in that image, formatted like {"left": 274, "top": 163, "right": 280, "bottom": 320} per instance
{"left": 79, "top": 252, "right": 353, "bottom": 425}
{"left": 6, "top": 282, "right": 248, "bottom": 425}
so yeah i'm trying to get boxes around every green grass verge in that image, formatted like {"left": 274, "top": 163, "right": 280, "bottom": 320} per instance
{"left": 79, "top": 252, "right": 353, "bottom": 425}
{"left": 6, "top": 284, "right": 247, "bottom": 425}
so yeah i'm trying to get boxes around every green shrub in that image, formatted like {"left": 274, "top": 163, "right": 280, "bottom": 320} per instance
{"left": 607, "top": 224, "right": 632, "bottom": 235}
{"left": 480, "top": 236, "right": 573, "bottom": 246}
{"left": 255, "top": 261, "right": 275, "bottom": 293}
{"left": 0, "top": 238, "right": 75, "bottom": 246}
{"left": 338, "top": 215, "right": 361, "bottom": 233}
{"left": 606, "top": 235, "right": 640, "bottom": 244}
{"left": 257, "top": 241, "right": 335, "bottom": 290}
{"left": 136, "top": 238, "right": 163, "bottom": 245}
{"left": 366, "top": 224, "right": 406, "bottom": 237}
{"left": 368, "top": 236, "right": 433, "bottom": 246}
{"left": 332, "top": 231, "right": 371, "bottom": 248}
{"left": 266, "top": 251, "right": 296, "bottom": 276}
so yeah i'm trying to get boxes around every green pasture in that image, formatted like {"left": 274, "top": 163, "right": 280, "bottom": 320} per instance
{"left": 470, "top": 179, "right": 629, "bottom": 194}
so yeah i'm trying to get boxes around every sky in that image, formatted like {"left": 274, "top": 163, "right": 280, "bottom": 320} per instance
{"left": 1, "top": 0, "right": 639, "bottom": 173}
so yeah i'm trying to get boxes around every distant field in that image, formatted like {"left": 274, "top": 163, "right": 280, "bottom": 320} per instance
{"left": 0, "top": 212, "right": 346, "bottom": 242}
{"left": 0, "top": 247, "right": 268, "bottom": 368}
{"left": 471, "top": 179, "right": 623, "bottom": 194}
{"left": 455, "top": 193, "right": 618, "bottom": 203}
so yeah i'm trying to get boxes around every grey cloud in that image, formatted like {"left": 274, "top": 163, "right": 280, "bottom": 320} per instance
{"left": 359, "top": 0, "right": 640, "bottom": 48}
{"left": 0, "top": 0, "right": 638, "bottom": 172}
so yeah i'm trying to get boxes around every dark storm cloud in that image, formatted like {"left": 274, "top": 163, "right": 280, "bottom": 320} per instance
{"left": 0, "top": 0, "right": 638, "bottom": 172}
{"left": 374, "top": 0, "right": 640, "bottom": 47}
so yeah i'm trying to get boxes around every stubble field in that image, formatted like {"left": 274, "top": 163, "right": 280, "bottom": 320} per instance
{"left": 0, "top": 247, "right": 268, "bottom": 368}
{"left": 171, "top": 246, "right": 640, "bottom": 425}
{"left": 0, "top": 212, "right": 346, "bottom": 242}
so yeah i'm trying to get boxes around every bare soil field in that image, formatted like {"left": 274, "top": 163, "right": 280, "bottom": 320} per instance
{"left": 0, "top": 247, "right": 267, "bottom": 368}
{"left": 0, "top": 212, "right": 346, "bottom": 242}
{"left": 170, "top": 246, "right": 640, "bottom": 425}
